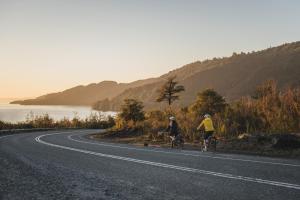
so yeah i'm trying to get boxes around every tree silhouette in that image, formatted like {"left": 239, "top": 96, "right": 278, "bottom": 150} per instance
{"left": 156, "top": 76, "right": 185, "bottom": 110}
{"left": 120, "top": 99, "right": 145, "bottom": 124}
{"left": 190, "top": 89, "right": 227, "bottom": 116}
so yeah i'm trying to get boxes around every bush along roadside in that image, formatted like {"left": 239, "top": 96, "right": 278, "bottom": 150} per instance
{"left": 94, "top": 80, "right": 300, "bottom": 157}
{"left": 0, "top": 112, "right": 115, "bottom": 131}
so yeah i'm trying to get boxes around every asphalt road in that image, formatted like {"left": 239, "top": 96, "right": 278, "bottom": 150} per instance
{"left": 1, "top": 130, "right": 300, "bottom": 200}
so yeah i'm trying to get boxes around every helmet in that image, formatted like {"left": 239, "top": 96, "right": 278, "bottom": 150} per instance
{"left": 204, "top": 114, "right": 211, "bottom": 118}
{"left": 169, "top": 116, "right": 176, "bottom": 121}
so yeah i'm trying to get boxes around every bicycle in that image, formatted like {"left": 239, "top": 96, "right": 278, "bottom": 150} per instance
{"left": 158, "top": 131, "right": 184, "bottom": 149}
{"left": 200, "top": 131, "right": 217, "bottom": 152}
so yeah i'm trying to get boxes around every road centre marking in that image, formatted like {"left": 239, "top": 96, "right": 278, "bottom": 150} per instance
{"left": 68, "top": 133, "right": 300, "bottom": 168}
{"left": 35, "top": 132, "right": 300, "bottom": 190}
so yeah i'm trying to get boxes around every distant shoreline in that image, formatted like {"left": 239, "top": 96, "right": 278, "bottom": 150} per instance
{"left": 8, "top": 101, "right": 93, "bottom": 108}
{"left": 0, "top": 98, "right": 33, "bottom": 104}
{"left": 0, "top": 104, "right": 116, "bottom": 123}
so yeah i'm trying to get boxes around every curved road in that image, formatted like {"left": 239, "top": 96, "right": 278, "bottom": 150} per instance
{"left": 1, "top": 129, "right": 300, "bottom": 200}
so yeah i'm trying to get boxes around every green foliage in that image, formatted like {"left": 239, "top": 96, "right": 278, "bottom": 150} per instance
{"left": 156, "top": 76, "right": 185, "bottom": 106}
{"left": 119, "top": 99, "right": 145, "bottom": 125}
{"left": 190, "top": 89, "right": 227, "bottom": 116}
{"left": 0, "top": 113, "right": 115, "bottom": 130}
{"left": 114, "top": 80, "right": 300, "bottom": 141}
{"left": 116, "top": 80, "right": 300, "bottom": 142}
{"left": 4, "top": 80, "right": 299, "bottom": 144}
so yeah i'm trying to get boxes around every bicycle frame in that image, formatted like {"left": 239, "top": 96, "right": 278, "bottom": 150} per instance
{"left": 200, "top": 131, "right": 217, "bottom": 152}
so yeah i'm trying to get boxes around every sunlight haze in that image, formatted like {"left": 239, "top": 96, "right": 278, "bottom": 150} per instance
{"left": 1, "top": 0, "right": 299, "bottom": 98}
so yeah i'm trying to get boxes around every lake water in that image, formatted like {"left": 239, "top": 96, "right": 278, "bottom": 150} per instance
{"left": 0, "top": 103, "right": 115, "bottom": 123}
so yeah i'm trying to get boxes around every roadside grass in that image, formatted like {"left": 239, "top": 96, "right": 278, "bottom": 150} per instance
{"left": 0, "top": 112, "right": 115, "bottom": 133}
{"left": 89, "top": 80, "right": 300, "bottom": 158}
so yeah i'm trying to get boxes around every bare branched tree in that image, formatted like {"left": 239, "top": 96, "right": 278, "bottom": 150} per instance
{"left": 156, "top": 76, "right": 185, "bottom": 111}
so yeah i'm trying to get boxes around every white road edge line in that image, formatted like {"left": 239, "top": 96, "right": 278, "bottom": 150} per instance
{"left": 68, "top": 133, "right": 300, "bottom": 167}
{"left": 36, "top": 132, "right": 300, "bottom": 190}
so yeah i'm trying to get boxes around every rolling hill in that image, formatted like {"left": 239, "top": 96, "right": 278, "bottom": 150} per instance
{"left": 93, "top": 41, "right": 300, "bottom": 111}
{"left": 12, "top": 41, "right": 300, "bottom": 111}
{"left": 11, "top": 79, "right": 159, "bottom": 106}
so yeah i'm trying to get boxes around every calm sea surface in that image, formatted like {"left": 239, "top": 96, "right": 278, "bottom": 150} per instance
{"left": 0, "top": 102, "right": 115, "bottom": 123}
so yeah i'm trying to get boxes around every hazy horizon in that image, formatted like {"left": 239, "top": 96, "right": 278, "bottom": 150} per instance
{"left": 1, "top": 0, "right": 300, "bottom": 98}
{"left": 0, "top": 41, "right": 297, "bottom": 100}
{"left": 1, "top": 41, "right": 293, "bottom": 100}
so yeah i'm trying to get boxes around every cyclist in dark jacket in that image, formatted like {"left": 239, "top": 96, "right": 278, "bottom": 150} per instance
{"left": 167, "top": 116, "right": 179, "bottom": 137}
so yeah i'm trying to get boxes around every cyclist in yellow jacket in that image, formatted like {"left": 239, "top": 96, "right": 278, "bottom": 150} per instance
{"left": 197, "top": 114, "right": 214, "bottom": 151}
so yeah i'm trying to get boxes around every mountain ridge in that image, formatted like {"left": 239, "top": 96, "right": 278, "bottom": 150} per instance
{"left": 12, "top": 41, "right": 300, "bottom": 111}
{"left": 93, "top": 41, "right": 300, "bottom": 110}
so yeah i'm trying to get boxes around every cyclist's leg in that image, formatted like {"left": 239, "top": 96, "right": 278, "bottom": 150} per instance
{"left": 170, "top": 135, "right": 175, "bottom": 148}
{"left": 205, "top": 131, "right": 213, "bottom": 150}
{"left": 203, "top": 132, "right": 209, "bottom": 151}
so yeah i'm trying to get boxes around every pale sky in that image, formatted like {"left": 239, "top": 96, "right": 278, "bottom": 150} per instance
{"left": 0, "top": 0, "right": 299, "bottom": 98}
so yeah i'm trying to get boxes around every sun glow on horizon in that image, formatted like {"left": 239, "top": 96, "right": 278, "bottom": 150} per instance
{"left": 1, "top": 0, "right": 300, "bottom": 98}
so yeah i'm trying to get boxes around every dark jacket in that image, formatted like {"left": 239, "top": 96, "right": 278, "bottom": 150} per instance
{"left": 167, "top": 120, "right": 179, "bottom": 136}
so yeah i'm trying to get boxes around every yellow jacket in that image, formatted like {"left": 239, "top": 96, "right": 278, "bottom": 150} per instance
{"left": 198, "top": 118, "right": 214, "bottom": 132}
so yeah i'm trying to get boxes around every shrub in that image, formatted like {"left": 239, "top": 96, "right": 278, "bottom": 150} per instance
{"left": 119, "top": 99, "right": 145, "bottom": 127}
{"left": 190, "top": 89, "right": 227, "bottom": 117}
{"left": 0, "top": 113, "right": 115, "bottom": 130}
